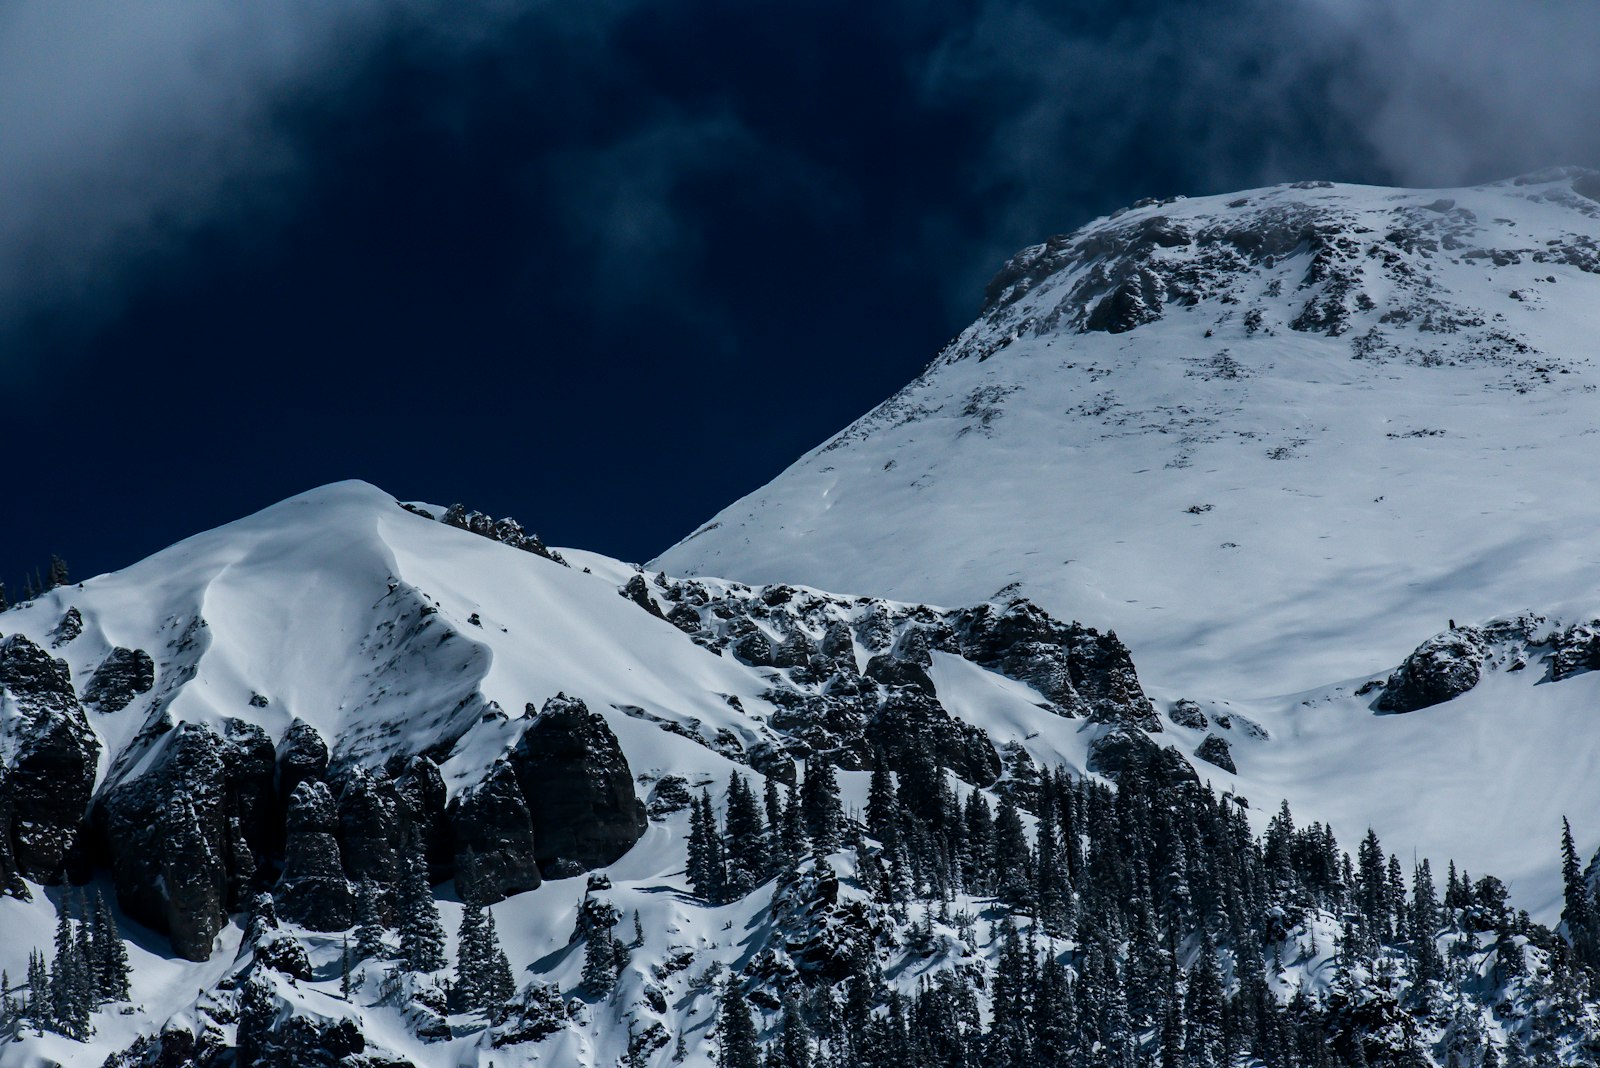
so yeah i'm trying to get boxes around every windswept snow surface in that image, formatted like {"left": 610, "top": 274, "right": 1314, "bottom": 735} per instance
{"left": 657, "top": 169, "right": 1600, "bottom": 916}
{"left": 0, "top": 481, "right": 1120, "bottom": 1066}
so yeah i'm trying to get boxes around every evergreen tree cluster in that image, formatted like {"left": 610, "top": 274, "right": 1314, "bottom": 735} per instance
{"left": 1, "top": 553, "right": 70, "bottom": 610}
{"left": 454, "top": 904, "right": 515, "bottom": 1021}
{"left": 696, "top": 742, "right": 1600, "bottom": 1068}
{"left": 0, "top": 891, "right": 130, "bottom": 1040}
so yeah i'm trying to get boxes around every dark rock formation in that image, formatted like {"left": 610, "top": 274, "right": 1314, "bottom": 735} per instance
{"left": 1552, "top": 621, "right": 1600, "bottom": 680}
{"left": 620, "top": 574, "right": 666, "bottom": 620}
{"left": 949, "top": 600, "right": 1160, "bottom": 728}
{"left": 0, "top": 634, "right": 99, "bottom": 884}
{"left": 335, "top": 766, "right": 405, "bottom": 889}
{"left": 50, "top": 606, "right": 83, "bottom": 647}
{"left": 276, "top": 720, "right": 329, "bottom": 807}
{"left": 510, "top": 694, "right": 647, "bottom": 876}
{"left": 393, "top": 755, "right": 451, "bottom": 883}
{"left": 1375, "top": 627, "right": 1487, "bottom": 713}
{"left": 448, "top": 760, "right": 542, "bottom": 904}
{"left": 83, "top": 646, "right": 156, "bottom": 712}
{"left": 277, "top": 780, "right": 354, "bottom": 930}
{"left": 1169, "top": 699, "right": 1208, "bottom": 730}
{"left": 1195, "top": 734, "right": 1237, "bottom": 774}
{"left": 439, "top": 502, "right": 568, "bottom": 566}
{"left": 98, "top": 722, "right": 231, "bottom": 961}
{"left": 220, "top": 719, "right": 277, "bottom": 907}
{"left": 1087, "top": 727, "right": 1198, "bottom": 787}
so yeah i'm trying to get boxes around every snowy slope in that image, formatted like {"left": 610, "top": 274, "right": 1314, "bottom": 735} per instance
{"left": 657, "top": 168, "right": 1600, "bottom": 915}
{"left": 0, "top": 481, "right": 1152, "bottom": 1065}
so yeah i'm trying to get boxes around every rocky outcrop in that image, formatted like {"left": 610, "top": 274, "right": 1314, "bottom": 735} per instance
{"left": 1375, "top": 627, "right": 1487, "bottom": 713}
{"left": 98, "top": 722, "right": 232, "bottom": 961}
{"left": 0, "top": 633, "right": 99, "bottom": 883}
{"left": 1087, "top": 727, "right": 1198, "bottom": 787}
{"left": 510, "top": 695, "right": 647, "bottom": 876}
{"left": 277, "top": 780, "right": 353, "bottom": 930}
{"left": 335, "top": 766, "right": 405, "bottom": 889}
{"left": 1552, "top": 621, "right": 1600, "bottom": 680}
{"left": 394, "top": 755, "right": 451, "bottom": 883}
{"left": 83, "top": 646, "right": 156, "bottom": 712}
{"left": 949, "top": 600, "right": 1160, "bottom": 728}
{"left": 1195, "top": 734, "right": 1236, "bottom": 774}
{"left": 276, "top": 720, "right": 329, "bottom": 808}
{"left": 448, "top": 760, "right": 542, "bottom": 904}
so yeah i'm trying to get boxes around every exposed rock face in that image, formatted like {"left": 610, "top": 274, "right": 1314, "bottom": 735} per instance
{"left": 277, "top": 780, "right": 353, "bottom": 930}
{"left": 1195, "top": 734, "right": 1237, "bottom": 774}
{"left": 510, "top": 694, "right": 647, "bottom": 876}
{"left": 448, "top": 760, "right": 542, "bottom": 904}
{"left": 435, "top": 502, "right": 569, "bottom": 566}
{"left": 950, "top": 601, "right": 1160, "bottom": 728}
{"left": 276, "top": 720, "right": 329, "bottom": 808}
{"left": 219, "top": 719, "right": 277, "bottom": 906}
{"left": 0, "top": 633, "right": 99, "bottom": 883}
{"left": 1169, "top": 699, "right": 1208, "bottom": 730}
{"left": 83, "top": 646, "right": 156, "bottom": 712}
{"left": 619, "top": 574, "right": 666, "bottom": 620}
{"left": 1087, "top": 726, "right": 1198, "bottom": 786}
{"left": 98, "top": 723, "right": 231, "bottom": 961}
{"left": 1552, "top": 621, "right": 1600, "bottom": 680}
{"left": 335, "top": 766, "right": 405, "bottom": 889}
{"left": 394, "top": 755, "right": 451, "bottom": 883}
{"left": 1375, "top": 627, "right": 1487, "bottom": 712}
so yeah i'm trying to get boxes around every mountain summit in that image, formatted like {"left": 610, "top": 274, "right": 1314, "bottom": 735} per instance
{"left": 659, "top": 167, "right": 1600, "bottom": 698}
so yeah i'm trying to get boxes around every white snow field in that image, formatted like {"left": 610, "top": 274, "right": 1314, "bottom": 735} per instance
{"left": 658, "top": 168, "right": 1600, "bottom": 918}
{"left": 0, "top": 480, "right": 1118, "bottom": 1066}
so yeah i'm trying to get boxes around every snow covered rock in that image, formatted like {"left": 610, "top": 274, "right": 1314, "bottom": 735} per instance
{"left": 83, "top": 645, "right": 155, "bottom": 712}
{"left": 507, "top": 694, "right": 647, "bottom": 877}
{"left": 1374, "top": 626, "right": 1488, "bottom": 713}
{"left": 448, "top": 759, "right": 543, "bottom": 904}
{"left": 97, "top": 721, "right": 234, "bottom": 960}
{"left": 277, "top": 779, "right": 354, "bottom": 930}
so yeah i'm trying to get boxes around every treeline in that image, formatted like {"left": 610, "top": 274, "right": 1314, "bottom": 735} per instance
{"left": 0, "top": 891, "right": 130, "bottom": 1040}
{"left": 691, "top": 741, "right": 1600, "bottom": 1068}
{"left": 0, "top": 553, "right": 70, "bottom": 611}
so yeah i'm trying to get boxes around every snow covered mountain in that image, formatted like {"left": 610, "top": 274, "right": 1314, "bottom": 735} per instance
{"left": 0, "top": 481, "right": 1175, "bottom": 1065}
{"left": 658, "top": 167, "right": 1600, "bottom": 919}
{"left": 7, "top": 170, "right": 1600, "bottom": 1067}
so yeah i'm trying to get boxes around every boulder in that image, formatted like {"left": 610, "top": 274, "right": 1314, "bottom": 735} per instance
{"left": 1375, "top": 627, "right": 1487, "bottom": 712}
{"left": 82, "top": 647, "right": 155, "bottom": 712}
{"left": 510, "top": 694, "right": 647, "bottom": 875}
{"left": 1195, "top": 734, "right": 1237, "bottom": 774}
{"left": 0, "top": 634, "right": 99, "bottom": 882}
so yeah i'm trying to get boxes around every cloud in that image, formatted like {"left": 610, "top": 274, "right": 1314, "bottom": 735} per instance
{"left": 914, "top": 0, "right": 1600, "bottom": 300}
{"left": 0, "top": 1, "right": 524, "bottom": 356}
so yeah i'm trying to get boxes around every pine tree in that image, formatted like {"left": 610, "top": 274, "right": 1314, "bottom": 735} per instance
{"left": 866, "top": 747, "right": 901, "bottom": 852}
{"left": 689, "top": 790, "right": 728, "bottom": 903}
{"left": 718, "top": 976, "right": 762, "bottom": 1068}
{"left": 354, "top": 879, "right": 387, "bottom": 960}
{"left": 341, "top": 937, "right": 353, "bottom": 998}
{"left": 993, "top": 795, "right": 1032, "bottom": 909}
{"left": 800, "top": 758, "right": 843, "bottom": 854}
{"left": 778, "top": 989, "right": 814, "bottom": 1068}
{"left": 725, "top": 773, "right": 768, "bottom": 896}
{"left": 25, "top": 950, "right": 49, "bottom": 1032}
{"left": 396, "top": 853, "right": 446, "bottom": 973}
{"left": 90, "top": 892, "right": 129, "bottom": 1002}
{"left": 46, "top": 556, "right": 69, "bottom": 590}
{"left": 582, "top": 922, "right": 618, "bottom": 997}
{"left": 456, "top": 903, "right": 487, "bottom": 1010}
{"left": 484, "top": 909, "right": 515, "bottom": 1021}
{"left": 1561, "top": 818, "right": 1594, "bottom": 968}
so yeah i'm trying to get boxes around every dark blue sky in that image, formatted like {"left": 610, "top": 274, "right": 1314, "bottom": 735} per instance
{"left": 3, "top": 0, "right": 1596, "bottom": 590}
